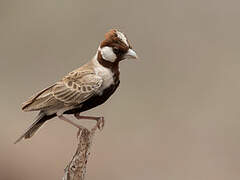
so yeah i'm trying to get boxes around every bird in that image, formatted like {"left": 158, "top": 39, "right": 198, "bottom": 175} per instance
{"left": 15, "top": 29, "right": 138, "bottom": 144}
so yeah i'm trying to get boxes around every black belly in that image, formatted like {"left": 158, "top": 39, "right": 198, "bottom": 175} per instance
{"left": 64, "top": 81, "right": 120, "bottom": 115}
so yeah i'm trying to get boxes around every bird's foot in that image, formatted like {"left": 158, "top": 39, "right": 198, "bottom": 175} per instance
{"left": 77, "top": 128, "right": 82, "bottom": 138}
{"left": 74, "top": 113, "right": 105, "bottom": 131}
{"left": 97, "top": 117, "right": 105, "bottom": 131}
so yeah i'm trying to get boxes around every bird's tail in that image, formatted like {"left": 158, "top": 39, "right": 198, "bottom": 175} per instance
{"left": 14, "top": 112, "right": 48, "bottom": 144}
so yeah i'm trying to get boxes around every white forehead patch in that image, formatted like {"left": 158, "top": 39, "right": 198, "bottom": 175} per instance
{"left": 116, "top": 31, "right": 129, "bottom": 47}
{"left": 99, "top": 46, "right": 117, "bottom": 62}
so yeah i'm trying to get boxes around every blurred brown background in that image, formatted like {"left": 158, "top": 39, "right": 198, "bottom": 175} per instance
{"left": 1, "top": 0, "right": 240, "bottom": 179}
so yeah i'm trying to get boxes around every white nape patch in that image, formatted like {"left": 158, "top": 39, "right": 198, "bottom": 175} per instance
{"left": 116, "top": 31, "right": 129, "bottom": 47}
{"left": 92, "top": 54, "right": 114, "bottom": 95}
{"left": 100, "top": 46, "right": 117, "bottom": 62}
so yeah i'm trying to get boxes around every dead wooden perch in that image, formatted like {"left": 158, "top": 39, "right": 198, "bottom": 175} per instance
{"left": 63, "top": 119, "right": 104, "bottom": 180}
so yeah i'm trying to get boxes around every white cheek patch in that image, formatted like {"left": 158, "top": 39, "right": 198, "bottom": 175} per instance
{"left": 100, "top": 46, "right": 117, "bottom": 62}
{"left": 116, "top": 31, "right": 129, "bottom": 47}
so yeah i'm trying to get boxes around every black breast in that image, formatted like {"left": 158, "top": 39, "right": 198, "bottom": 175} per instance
{"left": 64, "top": 80, "right": 120, "bottom": 115}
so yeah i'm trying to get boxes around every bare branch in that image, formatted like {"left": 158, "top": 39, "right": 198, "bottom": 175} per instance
{"left": 63, "top": 119, "right": 104, "bottom": 180}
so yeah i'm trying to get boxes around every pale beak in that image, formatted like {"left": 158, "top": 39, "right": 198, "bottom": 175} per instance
{"left": 124, "top": 49, "right": 138, "bottom": 60}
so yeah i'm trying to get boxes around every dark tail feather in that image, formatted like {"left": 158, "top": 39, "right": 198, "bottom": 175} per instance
{"left": 14, "top": 112, "right": 48, "bottom": 144}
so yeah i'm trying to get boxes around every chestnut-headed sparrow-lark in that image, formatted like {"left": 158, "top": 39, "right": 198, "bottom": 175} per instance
{"left": 15, "top": 29, "right": 138, "bottom": 144}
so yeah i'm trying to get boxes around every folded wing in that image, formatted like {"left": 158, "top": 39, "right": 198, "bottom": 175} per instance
{"left": 22, "top": 70, "right": 103, "bottom": 112}
{"left": 53, "top": 72, "right": 103, "bottom": 105}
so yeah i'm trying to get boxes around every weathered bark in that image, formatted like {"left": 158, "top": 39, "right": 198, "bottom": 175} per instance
{"left": 63, "top": 119, "right": 104, "bottom": 180}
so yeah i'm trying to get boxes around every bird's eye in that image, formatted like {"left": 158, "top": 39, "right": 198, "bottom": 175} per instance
{"left": 113, "top": 47, "right": 120, "bottom": 54}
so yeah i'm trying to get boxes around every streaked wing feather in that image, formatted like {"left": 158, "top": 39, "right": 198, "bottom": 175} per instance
{"left": 22, "top": 69, "right": 102, "bottom": 112}
{"left": 53, "top": 72, "right": 103, "bottom": 105}
{"left": 22, "top": 85, "right": 58, "bottom": 111}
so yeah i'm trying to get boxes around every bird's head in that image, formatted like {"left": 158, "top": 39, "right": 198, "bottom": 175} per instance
{"left": 97, "top": 29, "right": 138, "bottom": 65}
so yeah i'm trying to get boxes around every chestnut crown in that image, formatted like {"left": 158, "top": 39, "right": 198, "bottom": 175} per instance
{"left": 98, "top": 29, "right": 138, "bottom": 63}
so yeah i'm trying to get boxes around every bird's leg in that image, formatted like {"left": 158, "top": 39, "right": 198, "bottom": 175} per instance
{"left": 74, "top": 113, "right": 105, "bottom": 130}
{"left": 58, "top": 115, "right": 85, "bottom": 137}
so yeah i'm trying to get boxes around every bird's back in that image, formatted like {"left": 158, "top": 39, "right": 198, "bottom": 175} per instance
{"left": 21, "top": 61, "right": 96, "bottom": 113}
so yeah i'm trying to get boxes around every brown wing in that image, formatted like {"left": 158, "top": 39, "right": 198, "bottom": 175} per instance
{"left": 22, "top": 84, "right": 58, "bottom": 111}
{"left": 22, "top": 69, "right": 103, "bottom": 111}
{"left": 52, "top": 71, "right": 103, "bottom": 105}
